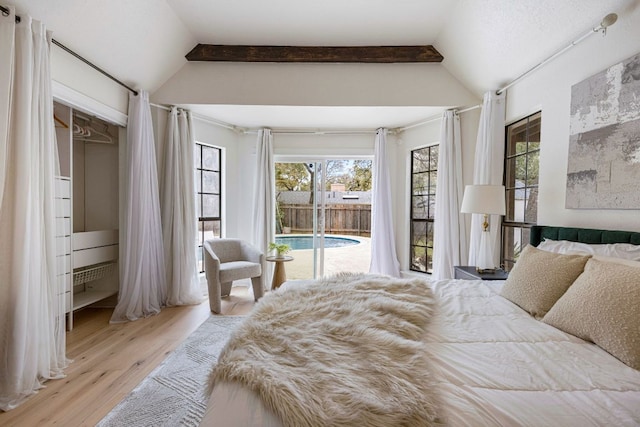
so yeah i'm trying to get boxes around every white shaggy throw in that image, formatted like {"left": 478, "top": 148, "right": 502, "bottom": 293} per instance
{"left": 208, "top": 273, "right": 442, "bottom": 427}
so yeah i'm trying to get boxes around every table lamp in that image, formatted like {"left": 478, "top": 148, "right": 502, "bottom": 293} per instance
{"left": 460, "top": 184, "right": 506, "bottom": 273}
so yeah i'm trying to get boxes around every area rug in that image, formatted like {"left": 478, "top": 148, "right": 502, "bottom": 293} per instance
{"left": 97, "top": 315, "right": 244, "bottom": 427}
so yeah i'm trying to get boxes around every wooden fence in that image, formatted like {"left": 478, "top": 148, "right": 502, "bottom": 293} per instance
{"left": 279, "top": 204, "right": 371, "bottom": 236}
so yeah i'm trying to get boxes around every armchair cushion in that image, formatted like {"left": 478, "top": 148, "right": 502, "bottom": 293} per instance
{"left": 220, "top": 261, "right": 262, "bottom": 283}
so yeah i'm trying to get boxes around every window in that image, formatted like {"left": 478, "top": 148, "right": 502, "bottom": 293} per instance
{"left": 410, "top": 145, "right": 438, "bottom": 273}
{"left": 502, "top": 112, "right": 541, "bottom": 271}
{"left": 195, "top": 143, "right": 222, "bottom": 272}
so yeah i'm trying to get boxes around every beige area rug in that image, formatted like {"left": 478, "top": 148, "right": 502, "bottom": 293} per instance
{"left": 97, "top": 315, "right": 244, "bottom": 427}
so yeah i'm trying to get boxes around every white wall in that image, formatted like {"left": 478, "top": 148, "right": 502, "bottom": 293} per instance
{"left": 152, "top": 62, "right": 478, "bottom": 107}
{"left": 191, "top": 118, "right": 245, "bottom": 239}
{"left": 151, "top": 107, "right": 250, "bottom": 240}
{"left": 274, "top": 133, "right": 374, "bottom": 158}
{"left": 393, "top": 110, "right": 481, "bottom": 271}
{"left": 153, "top": 61, "right": 481, "bottom": 270}
{"left": 51, "top": 47, "right": 129, "bottom": 117}
{"left": 506, "top": 7, "right": 640, "bottom": 232}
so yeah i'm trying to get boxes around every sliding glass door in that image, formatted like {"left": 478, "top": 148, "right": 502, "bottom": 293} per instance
{"left": 275, "top": 159, "right": 371, "bottom": 279}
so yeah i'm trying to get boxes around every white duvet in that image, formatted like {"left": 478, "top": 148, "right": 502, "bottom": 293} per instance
{"left": 201, "top": 279, "right": 640, "bottom": 426}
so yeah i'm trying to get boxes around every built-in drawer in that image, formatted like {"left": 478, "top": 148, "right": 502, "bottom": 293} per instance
{"left": 72, "top": 230, "right": 119, "bottom": 269}
{"left": 55, "top": 218, "right": 71, "bottom": 237}
{"left": 73, "top": 245, "right": 118, "bottom": 269}
{"left": 56, "top": 236, "right": 71, "bottom": 256}
{"left": 55, "top": 198, "right": 71, "bottom": 218}
{"left": 56, "top": 291, "right": 71, "bottom": 314}
{"left": 57, "top": 273, "right": 71, "bottom": 292}
{"left": 65, "top": 291, "right": 71, "bottom": 313}
{"left": 54, "top": 178, "right": 71, "bottom": 198}
{"left": 56, "top": 255, "right": 71, "bottom": 275}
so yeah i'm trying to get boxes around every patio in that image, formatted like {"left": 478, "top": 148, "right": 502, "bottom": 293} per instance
{"left": 283, "top": 235, "right": 371, "bottom": 280}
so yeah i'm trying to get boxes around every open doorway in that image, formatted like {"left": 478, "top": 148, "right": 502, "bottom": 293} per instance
{"left": 275, "top": 159, "right": 372, "bottom": 279}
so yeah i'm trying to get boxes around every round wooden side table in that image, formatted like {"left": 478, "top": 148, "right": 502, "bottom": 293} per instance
{"left": 266, "top": 255, "right": 294, "bottom": 290}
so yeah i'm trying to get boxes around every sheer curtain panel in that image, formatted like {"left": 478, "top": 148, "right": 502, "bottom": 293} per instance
{"left": 432, "top": 111, "right": 467, "bottom": 279}
{"left": 0, "top": 8, "right": 67, "bottom": 410}
{"left": 369, "top": 128, "right": 401, "bottom": 277}
{"left": 251, "top": 129, "right": 275, "bottom": 289}
{"left": 468, "top": 91, "right": 506, "bottom": 267}
{"left": 160, "top": 107, "right": 203, "bottom": 306}
{"left": 111, "top": 91, "right": 167, "bottom": 323}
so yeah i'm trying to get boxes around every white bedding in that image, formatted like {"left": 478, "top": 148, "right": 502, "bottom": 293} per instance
{"left": 201, "top": 278, "right": 640, "bottom": 426}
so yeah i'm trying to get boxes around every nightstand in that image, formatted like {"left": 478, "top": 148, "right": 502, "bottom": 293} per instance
{"left": 454, "top": 266, "right": 509, "bottom": 280}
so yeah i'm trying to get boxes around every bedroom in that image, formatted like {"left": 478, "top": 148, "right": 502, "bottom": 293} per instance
{"left": 1, "top": 0, "right": 640, "bottom": 425}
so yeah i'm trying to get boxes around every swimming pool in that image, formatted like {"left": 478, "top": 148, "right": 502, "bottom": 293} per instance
{"left": 275, "top": 235, "right": 360, "bottom": 250}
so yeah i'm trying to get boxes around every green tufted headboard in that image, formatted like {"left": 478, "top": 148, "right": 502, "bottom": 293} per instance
{"left": 530, "top": 225, "right": 640, "bottom": 247}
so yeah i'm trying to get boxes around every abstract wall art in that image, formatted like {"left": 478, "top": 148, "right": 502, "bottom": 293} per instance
{"left": 566, "top": 52, "right": 640, "bottom": 209}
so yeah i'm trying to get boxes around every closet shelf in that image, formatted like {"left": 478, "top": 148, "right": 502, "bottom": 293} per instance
{"left": 73, "top": 290, "right": 118, "bottom": 310}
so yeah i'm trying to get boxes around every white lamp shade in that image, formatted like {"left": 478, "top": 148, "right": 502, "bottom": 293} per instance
{"left": 460, "top": 185, "right": 506, "bottom": 215}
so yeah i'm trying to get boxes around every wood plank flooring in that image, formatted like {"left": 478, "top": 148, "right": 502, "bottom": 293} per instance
{"left": 0, "top": 286, "right": 255, "bottom": 427}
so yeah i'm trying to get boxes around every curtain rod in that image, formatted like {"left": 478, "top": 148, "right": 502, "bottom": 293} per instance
{"left": 1, "top": 4, "right": 138, "bottom": 96}
{"left": 149, "top": 103, "right": 241, "bottom": 132}
{"left": 397, "top": 104, "right": 481, "bottom": 132}
{"left": 244, "top": 105, "right": 483, "bottom": 135}
{"left": 244, "top": 128, "right": 385, "bottom": 136}
{"left": 496, "top": 12, "right": 618, "bottom": 94}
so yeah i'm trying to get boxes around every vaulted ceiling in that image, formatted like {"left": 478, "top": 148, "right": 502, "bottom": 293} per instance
{"left": 8, "top": 0, "right": 638, "bottom": 128}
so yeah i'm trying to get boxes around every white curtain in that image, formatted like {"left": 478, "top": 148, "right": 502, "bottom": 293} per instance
{"left": 369, "top": 128, "right": 401, "bottom": 277}
{"left": 251, "top": 129, "right": 275, "bottom": 288}
{"left": 468, "top": 91, "right": 506, "bottom": 267}
{"left": 0, "top": 9, "right": 67, "bottom": 410}
{"left": 432, "top": 111, "right": 467, "bottom": 279}
{"left": 160, "top": 107, "right": 203, "bottom": 306}
{"left": 111, "top": 91, "right": 166, "bottom": 322}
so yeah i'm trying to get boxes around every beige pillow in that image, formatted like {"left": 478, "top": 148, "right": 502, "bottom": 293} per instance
{"left": 500, "top": 245, "right": 590, "bottom": 318}
{"left": 543, "top": 258, "right": 640, "bottom": 370}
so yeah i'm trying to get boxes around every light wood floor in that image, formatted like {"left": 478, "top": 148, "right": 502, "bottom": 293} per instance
{"left": 0, "top": 286, "right": 255, "bottom": 427}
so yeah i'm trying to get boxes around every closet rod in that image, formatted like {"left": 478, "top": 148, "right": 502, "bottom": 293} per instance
{"left": 1, "top": 4, "right": 138, "bottom": 96}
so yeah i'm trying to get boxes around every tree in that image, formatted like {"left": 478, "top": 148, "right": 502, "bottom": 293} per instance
{"left": 324, "top": 160, "right": 348, "bottom": 189}
{"left": 275, "top": 163, "right": 310, "bottom": 191}
{"left": 275, "top": 160, "right": 373, "bottom": 204}
{"left": 305, "top": 163, "right": 315, "bottom": 205}
{"left": 347, "top": 160, "right": 372, "bottom": 191}
{"left": 513, "top": 143, "right": 539, "bottom": 187}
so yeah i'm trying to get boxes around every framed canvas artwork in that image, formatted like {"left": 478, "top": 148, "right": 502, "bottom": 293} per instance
{"left": 566, "top": 52, "right": 640, "bottom": 209}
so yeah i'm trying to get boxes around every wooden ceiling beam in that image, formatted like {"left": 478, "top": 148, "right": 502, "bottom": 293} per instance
{"left": 185, "top": 44, "right": 443, "bottom": 63}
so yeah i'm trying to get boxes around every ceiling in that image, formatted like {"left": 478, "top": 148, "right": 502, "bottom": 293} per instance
{"left": 9, "top": 0, "right": 638, "bottom": 129}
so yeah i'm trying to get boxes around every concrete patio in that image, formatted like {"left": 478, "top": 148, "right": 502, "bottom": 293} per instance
{"left": 283, "top": 235, "right": 371, "bottom": 280}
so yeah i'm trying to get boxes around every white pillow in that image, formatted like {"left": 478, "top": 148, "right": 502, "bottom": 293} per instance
{"left": 537, "top": 239, "right": 640, "bottom": 261}
{"left": 592, "top": 255, "right": 640, "bottom": 268}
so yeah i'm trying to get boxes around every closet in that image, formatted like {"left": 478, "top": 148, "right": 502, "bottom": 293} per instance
{"left": 54, "top": 101, "right": 120, "bottom": 330}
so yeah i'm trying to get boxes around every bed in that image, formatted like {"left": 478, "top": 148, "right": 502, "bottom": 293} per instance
{"left": 200, "top": 225, "right": 640, "bottom": 426}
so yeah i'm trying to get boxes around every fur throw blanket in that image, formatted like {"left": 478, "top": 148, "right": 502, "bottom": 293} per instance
{"left": 208, "top": 273, "right": 442, "bottom": 427}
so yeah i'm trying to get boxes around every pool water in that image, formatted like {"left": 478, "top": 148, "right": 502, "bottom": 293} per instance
{"left": 275, "top": 235, "right": 359, "bottom": 250}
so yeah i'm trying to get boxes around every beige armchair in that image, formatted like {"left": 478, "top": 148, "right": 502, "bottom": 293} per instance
{"left": 204, "top": 238, "right": 265, "bottom": 314}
